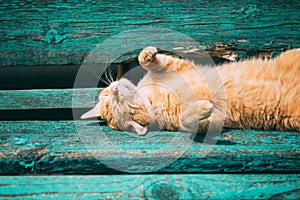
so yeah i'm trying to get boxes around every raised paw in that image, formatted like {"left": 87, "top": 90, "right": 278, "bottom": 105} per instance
{"left": 138, "top": 46, "right": 158, "bottom": 66}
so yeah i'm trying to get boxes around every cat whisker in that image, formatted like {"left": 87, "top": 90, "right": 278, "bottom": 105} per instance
{"left": 107, "top": 67, "right": 115, "bottom": 83}
{"left": 104, "top": 71, "right": 113, "bottom": 85}
{"left": 100, "top": 77, "right": 110, "bottom": 86}
{"left": 88, "top": 69, "right": 111, "bottom": 86}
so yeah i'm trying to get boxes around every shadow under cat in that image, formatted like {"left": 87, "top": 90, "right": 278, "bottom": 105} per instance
{"left": 86, "top": 121, "right": 237, "bottom": 145}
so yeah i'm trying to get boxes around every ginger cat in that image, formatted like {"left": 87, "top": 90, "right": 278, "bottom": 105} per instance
{"left": 81, "top": 47, "right": 300, "bottom": 135}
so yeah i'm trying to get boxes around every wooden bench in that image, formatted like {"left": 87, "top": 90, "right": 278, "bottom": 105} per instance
{"left": 0, "top": 0, "right": 299, "bottom": 199}
{"left": 0, "top": 89, "right": 300, "bottom": 198}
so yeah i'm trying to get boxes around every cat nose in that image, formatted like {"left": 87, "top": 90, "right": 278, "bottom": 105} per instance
{"left": 110, "top": 81, "right": 119, "bottom": 93}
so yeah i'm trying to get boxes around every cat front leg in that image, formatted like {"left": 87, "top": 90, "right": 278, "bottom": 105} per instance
{"left": 138, "top": 46, "right": 158, "bottom": 69}
{"left": 138, "top": 47, "right": 194, "bottom": 72}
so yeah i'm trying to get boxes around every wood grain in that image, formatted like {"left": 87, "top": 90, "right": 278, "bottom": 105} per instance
{"left": 0, "top": 174, "right": 299, "bottom": 199}
{"left": 1, "top": 1, "right": 299, "bottom": 197}
{"left": 0, "top": 120, "right": 299, "bottom": 174}
{"left": 0, "top": 0, "right": 299, "bottom": 66}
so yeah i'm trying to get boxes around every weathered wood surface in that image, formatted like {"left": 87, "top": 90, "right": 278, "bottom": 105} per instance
{"left": 0, "top": 120, "right": 299, "bottom": 174}
{"left": 0, "top": 88, "right": 101, "bottom": 110}
{"left": 0, "top": 0, "right": 299, "bottom": 66}
{"left": 0, "top": 174, "right": 299, "bottom": 199}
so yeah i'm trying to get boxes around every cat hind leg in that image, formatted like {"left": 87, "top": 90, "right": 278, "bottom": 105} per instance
{"left": 179, "top": 100, "right": 214, "bottom": 133}
{"left": 276, "top": 48, "right": 300, "bottom": 71}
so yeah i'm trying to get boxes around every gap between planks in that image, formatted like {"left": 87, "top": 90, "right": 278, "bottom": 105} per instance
{"left": 0, "top": 88, "right": 102, "bottom": 110}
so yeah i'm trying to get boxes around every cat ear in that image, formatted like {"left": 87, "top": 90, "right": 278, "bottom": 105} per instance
{"left": 81, "top": 103, "right": 101, "bottom": 119}
{"left": 128, "top": 121, "right": 147, "bottom": 135}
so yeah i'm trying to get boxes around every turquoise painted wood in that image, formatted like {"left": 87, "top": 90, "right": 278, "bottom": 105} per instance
{"left": 0, "top": 0, "right": 299, "bottom": 66}
{"left": 0, "top": 120, "right": 299, "bottom": 174}
{"left": 0, "top": 174, "right": 299, "bottom": 199}
{"left": 1, "top": 0, "right": 300, "bottom": 197}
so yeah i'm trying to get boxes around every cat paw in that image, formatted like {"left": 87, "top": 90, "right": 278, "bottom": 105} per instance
{"left": 138, "top": 46, "right": 158, "bottom": 66}
{"left": 197, "top": 100, "right": 214, "bottom": 120}
{"left": 179, "top": 100, "right": 214, "bottom": 132}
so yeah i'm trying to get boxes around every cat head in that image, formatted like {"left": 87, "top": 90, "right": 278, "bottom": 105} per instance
{"left": 81, "top": 78, "right": 152, "bottom": 135}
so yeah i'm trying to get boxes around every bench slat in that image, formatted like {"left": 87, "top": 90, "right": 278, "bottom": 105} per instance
{"left": 0, "top": 174, "right": 299, "bottom": 199}
{"left": 1, "top": 1, "right": 299, "bottom": 66}
{"left": 0, "top": 120, "right": 298, "bottom": 174}
{"left": 0, "top": 88, "right": 101, "bottom": 110}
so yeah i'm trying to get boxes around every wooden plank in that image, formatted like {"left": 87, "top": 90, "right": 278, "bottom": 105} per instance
{"left": 0, "top": 88, "right": 101, "bottom": 110}
{"left": 0, "top": 120, "right": 299, "bottom": 174}
{"left": 0, "top": 0, "right": 299, "bottom": 66}
{"left": 0, "top": 174, "right": 299, "bottom": 199}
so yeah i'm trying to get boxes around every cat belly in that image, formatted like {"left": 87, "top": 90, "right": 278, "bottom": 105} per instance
{"left": 223, "top": 80, "right": 300, "bottom": 131}
{"left": 220, "top": 48, "right": 300, "bottom": 132}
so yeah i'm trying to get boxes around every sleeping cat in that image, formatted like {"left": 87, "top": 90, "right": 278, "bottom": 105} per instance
{"left": 81, "top": 47, "right": 300, "bottom": 135}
